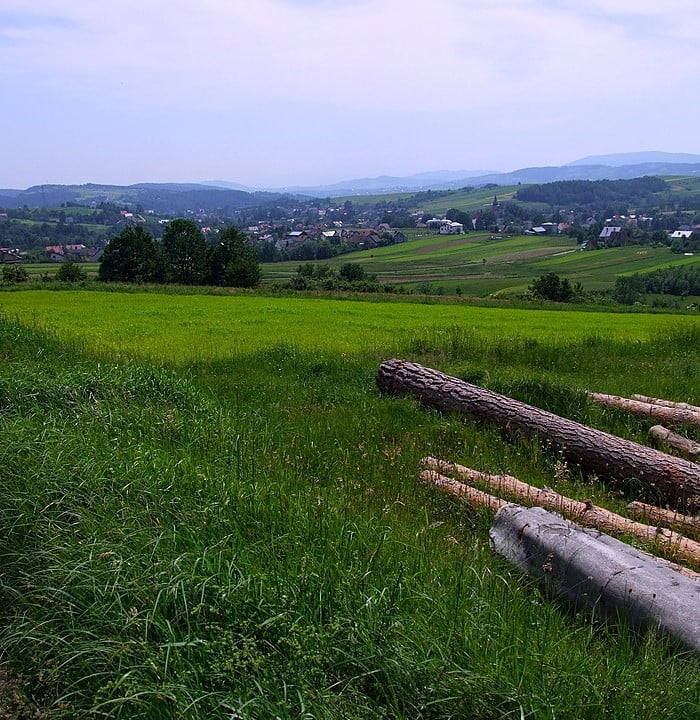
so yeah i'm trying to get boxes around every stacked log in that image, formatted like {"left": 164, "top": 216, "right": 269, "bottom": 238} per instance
{"left": 377, "top": 360, "right": 700, "bottom": 504}
{"left": 587, "top": 392, "right": 700, "bottom": 427}
{"left": 648, "top": 425, "right": 700, "bottom": 460}
{"left": 631, "top": 395, "right": 700, "bottom": 414}
{"left": 421, "top": 459, "right": 700, "bottom": 566}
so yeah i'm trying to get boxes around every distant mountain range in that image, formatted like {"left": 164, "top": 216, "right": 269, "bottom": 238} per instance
{"left": 268, "top": 152, "right": 700, "bottom": 196}
{"left": 0, "top": 183, "right": 291, "bottom": 212}
{"left": 2, "top": 152, "right": 700, "bottom": 208}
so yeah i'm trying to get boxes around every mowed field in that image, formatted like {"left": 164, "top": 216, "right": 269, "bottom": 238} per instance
{"left": 263, "top": 232, "right": 699, "bottom": 295}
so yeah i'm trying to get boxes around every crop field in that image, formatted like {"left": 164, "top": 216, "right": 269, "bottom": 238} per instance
{"left": 263, "top": 233, "right": 697, "bottom": 295}
{"left": 1, "top": 289, "right": 699, "bottom": 719}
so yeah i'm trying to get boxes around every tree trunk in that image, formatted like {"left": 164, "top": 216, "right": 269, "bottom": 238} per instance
{"left": 376, "top": 359, "right": 700, "bottom": 504}
{"left": 421, "top": 458, "right": 700, "bottom": 566}
{"left": 627, "top": 500, "right": 700, "bottom": 540}
{"left": 587, "top": 391, "right": 700, "bottom": 427}
{"left": 632, "top": 394, "right": 700, "bottom": 414}
{"left": 648, "top": 425, "right": 700, "bottom": 460}
{"left": 490, "top": 504, "right": 700, "bottom": 652}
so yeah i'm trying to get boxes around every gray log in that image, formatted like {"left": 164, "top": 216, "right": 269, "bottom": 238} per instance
{"left": 376, "top": 359, "right": 700, "bottom": 504}
{"left": 489, "top": 504, "right": 700, "bottom": 652}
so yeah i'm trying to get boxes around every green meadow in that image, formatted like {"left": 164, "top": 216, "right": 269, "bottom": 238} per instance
{"left": 1, "top": 290, "right": 696, "bottom": 362}
{"left": 1, "top": 289, "right": 699, "bottom": 719}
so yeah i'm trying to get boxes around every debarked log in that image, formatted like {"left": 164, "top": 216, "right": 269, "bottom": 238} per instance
{"left": 631, "top": 394, "right": 700, "bottom": 414}
{"left": 376, "top": 360, "right": 700, "bottom": 503}
{"left": 421, "top": 459, "right": 700, "bottom": 566}
{"left": 587, "top": 392, "right": 700, "bottom": 427}
{"left": 490, "top": 504, "right": 700, "bottom": 652}
{"left": 627, "top": 500, "right": 700, "bottom": 540}
{"left": 648, "top": 425, "right": 700, "bottom": 461}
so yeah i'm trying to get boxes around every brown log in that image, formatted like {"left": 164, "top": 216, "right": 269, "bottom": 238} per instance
{"left": 627, "top": 500, "right": 700, "bottom": 540}
{"left": 587, "top": 391, "right": 700, "bottom": 427}
{"left": 376, "top": 359, "right": 700, "bottom": 503}
{"left": 421, "top": 458, "right": 700, "bottom": 566}
{"left": 631, "top": 394, "right": 700, "bottom": 414}
{"left": 648, "top": 425, "right": 700, "bottom": 460}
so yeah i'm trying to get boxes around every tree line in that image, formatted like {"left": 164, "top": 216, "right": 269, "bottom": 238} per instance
{"left": 515, "top": 177, "right": 668, "bottom": 206}
{"left": 98, "top": 221, "right": 261, "bottom": 287}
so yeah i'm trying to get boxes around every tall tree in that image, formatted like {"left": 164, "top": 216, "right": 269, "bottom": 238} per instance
{"left": 162, "top": 219, "right": 208, "bottom": 285}
{"left": 208, "top": 226, "right": 261, "bottom": 287}
{"left": 99, "top": 226, "right": 164, "bottom": 283}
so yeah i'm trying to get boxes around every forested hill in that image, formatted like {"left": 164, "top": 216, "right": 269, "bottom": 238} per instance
{"left": 515, "top": 177, "right": 668, "bottom": 206}
{"left": 0, "top": 183, "right": 292, "bottom": 212}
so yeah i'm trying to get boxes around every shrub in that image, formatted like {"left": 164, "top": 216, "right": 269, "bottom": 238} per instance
{"left": 56, "top": 261, "right": 87, "bottom": 282}
{"left": 2, "top": 265, "right": 29, "bottom": 283}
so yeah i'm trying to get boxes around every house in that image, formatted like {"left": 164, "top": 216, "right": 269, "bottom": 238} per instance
{"left": 276, "top": 231, "right": 309, "bottom": 250}
{"left": 386, "top": 230, "right": 407, "bottom": 244}
{"left": 345, "top": 229, "right": 381, "bottom": 248}
{"left": 599, "top": 226, "right": 623, "bottom": 239}
{"left": 439, "top": 221, "right": 464, "bottom": 235}
{"left": 0, "top": 249, "right": 22, "bottom": 264}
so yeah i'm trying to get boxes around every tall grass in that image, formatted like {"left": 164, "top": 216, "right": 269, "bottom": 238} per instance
{"left": 0, "top": 309, "right": 699, "bottom": 719}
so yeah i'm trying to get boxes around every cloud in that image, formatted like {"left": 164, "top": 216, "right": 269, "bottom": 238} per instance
{"left": 3, "top": 0, "right": 688, "bottom": 109}
{"left": 0, "top": 0, "right": 698, "bottom": 185}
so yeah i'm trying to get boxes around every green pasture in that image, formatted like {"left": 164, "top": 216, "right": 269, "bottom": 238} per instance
{"left": 18, "top": 262, "right": 100, "bottom": 276}
{"left": 1, "top": 290, "right": 697, "bottom": 364}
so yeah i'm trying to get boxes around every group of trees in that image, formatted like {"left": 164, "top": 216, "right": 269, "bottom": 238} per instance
{"left": 614, "top": 265, "right": 700, "bottom": 303}
{"left": 286, "top": 262, "right": 391, "bottom": 293}
{"left": 515, "top": 177, "right": 668, "bottom": 207}
{"left": 528, "top": 273, "right": 578, "bottom": 302}
{"left": 98, "top": 221, "right": 261, "bottom": 287}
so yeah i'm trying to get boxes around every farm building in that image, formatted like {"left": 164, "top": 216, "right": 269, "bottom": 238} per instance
{"left": 0, "top": 248, "right": 22, "bottom": 264}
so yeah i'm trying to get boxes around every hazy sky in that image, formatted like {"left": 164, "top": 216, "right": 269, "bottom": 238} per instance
{"left": 2, "top": 0, "right": 699, "bottom": 188}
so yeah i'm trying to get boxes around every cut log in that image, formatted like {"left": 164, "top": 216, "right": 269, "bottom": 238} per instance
{"left": 421, "top": 467, "right": 700, "bottom": 581}
{"left": 587, "top": 391, "right": 700, "bottom": 427}
{"left": 627, "top": 500, "right": 700, "bottom": 540}
{"left": 421, "top": 459, "right": 700, "bottom": 566}
{"left": 490, "top": 504, "right": 700, "bottom": 652}
{"left": 376, "top": 360, "right": 700, "bottom": 504}
{"left": 419, "top": 469, "right": 506, "bottom": 511}
{"left": 632, "top": 394, "right": 700, "bottom": 414}
{"left": 648, "top": 425, "right": 700, "bottom": 460}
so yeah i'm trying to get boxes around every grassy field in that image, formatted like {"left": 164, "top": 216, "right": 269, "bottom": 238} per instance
{"left": 1, "top": 290, "right": 698, "bottom": 362}
{"left": 263, "top": 233, "right": 699, "bottom": 296}
{"left": 18, "top": 262, "right": 101, "bottom": 277}
{"left": 1, "top": 290, "right": 699, "bottom": 719}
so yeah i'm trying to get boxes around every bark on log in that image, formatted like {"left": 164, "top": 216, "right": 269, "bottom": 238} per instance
{"left": 627, "top": 500, "right": 700, "bottom": 540}
{"left": 490, "top": 504, "right": 700, "bottom": 652}
{"left": 632, "top": 394, "right": 700, "bottom": 414}
{"left": 421, "top": 458, "right": 700, "bottom": 566}
{"left": 649, "top": 425, "right": 700, "bottom": 460}
{"left": 587, "top": 391, "right": 700, "bottom": 427}
{"left": 376, "top": 359, "right": 700, "bottom": 504}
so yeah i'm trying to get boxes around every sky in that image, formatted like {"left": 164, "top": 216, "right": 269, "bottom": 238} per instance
{"left": 1, "top": 0, "right": 699, "bottom": 189}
